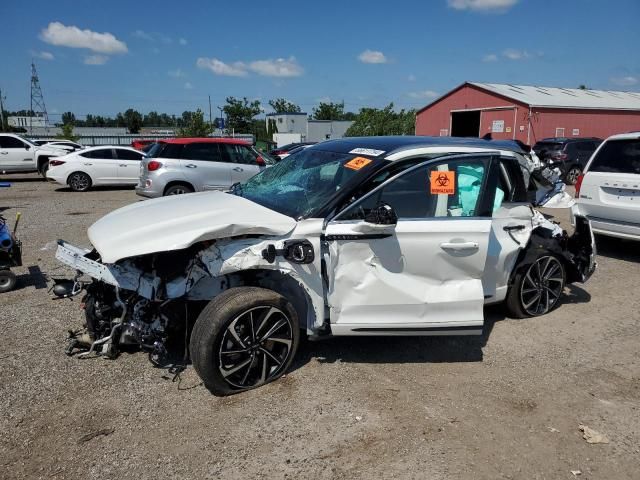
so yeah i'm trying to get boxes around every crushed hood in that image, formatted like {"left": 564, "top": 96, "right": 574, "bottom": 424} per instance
{"left": 88, "top": 191, "right": 296, "bottom": 263}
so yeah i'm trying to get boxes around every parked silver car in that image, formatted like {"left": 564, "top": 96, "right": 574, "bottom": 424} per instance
{"left": 135, "top": 138, "right": 275, "bottom": 197}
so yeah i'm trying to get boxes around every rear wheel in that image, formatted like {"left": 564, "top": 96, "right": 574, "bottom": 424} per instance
{"left": 68, "top": 172, "right": 92, "bottom": 192}
{"left": 165, "top": 184, "right": 193, "bottom": 196}
{"left": 565, "top": 166, "right": 582, "bottom": 185}
{"left": 0, "top": 269, "right": 17, "bottom": 293}
{"left": 505, "top": 254, "right": 566, "bottom": 318}
{"left": 190, "top": 287, "right": 300, "bottom": 396}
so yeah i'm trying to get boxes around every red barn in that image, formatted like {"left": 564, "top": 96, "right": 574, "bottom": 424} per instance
{"left": 415, "top": 82, "right": 640, "bottom": 145}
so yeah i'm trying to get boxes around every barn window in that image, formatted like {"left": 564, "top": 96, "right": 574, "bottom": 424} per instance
{"left": 555, "top": 128, "right": 565, "bottom": 137}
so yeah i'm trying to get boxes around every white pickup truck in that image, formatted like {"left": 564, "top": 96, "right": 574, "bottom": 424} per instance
{"left": 0, "top": 133, "right": 68, "bottom": 176}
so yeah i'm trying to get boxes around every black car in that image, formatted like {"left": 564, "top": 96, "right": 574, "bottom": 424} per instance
{"left": 533, "top": 137, "right": 601, "bottom": 185}
{"left": 269, "top": 142, "right": 316, "bottom": 158}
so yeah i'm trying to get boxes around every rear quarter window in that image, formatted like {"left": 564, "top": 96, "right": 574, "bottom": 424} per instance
{"left": 589, "top": 140, "right": 640, "bottom": 175}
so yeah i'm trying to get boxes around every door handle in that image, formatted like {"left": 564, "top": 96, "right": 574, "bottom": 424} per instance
{"left": 119, "top": 164, "right": 127, "bottom": 167}
{"left": 185, "top": 164, "right": 197, "bottom": 168}
{"left": 84, "top": 163, "right": 93, "bottom": 166}
{"left": 233, "top": 167, "right": 243, "bottom": 172}
{"left": 0, "top": 151, "right": 8, "bottom": 155}
{"left": 440, "top": 241, "right": 479, "bottom": 251}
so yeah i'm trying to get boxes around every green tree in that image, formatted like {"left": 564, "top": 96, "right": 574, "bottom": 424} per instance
{"left": 578, "top": 84, "right": 588, "bottom": 90}
{"left": 61, "top": 111, "right": 76, "bottom": 126}
{"left": 56, "top": 123, "right": 79, "bottom": 141}
{"left": 345, "top": 103, "right": 416, "bottom": 137}
{"left": 178, "top": 109, "right": 213, "bottom": 137}
{"left": 123, "top": 108, "right": 143, "bottom": 133}
{"left": 312, "top": 101, "right": 345, "bottom": 120}
{"left": 268, "top": 98, "right": 301, "bottom": 113}
{"left": 223, "top": 97, "right": 261, "bottom": 133}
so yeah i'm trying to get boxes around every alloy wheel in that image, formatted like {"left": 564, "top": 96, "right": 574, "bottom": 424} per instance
{"left": 566, "top": 167, "right": 581, "bottom": 185}
{"left": 69, "top": 173, "right": 90, "bottom": 191}
{"left": 520, "top": 256, "right": 564, "bottom": 316}
{"left": 168, "top": 187, "right": 187, "bottom": 195}
{"left": 218, "top": 306, "right": 294, "bottom": 389}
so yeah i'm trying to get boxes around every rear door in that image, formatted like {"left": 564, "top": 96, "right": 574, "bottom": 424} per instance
{"left": 220, "top": 143, "right": 265, "bottom": 183}
{"left": 114, "top": 148, "right": 144, "bottom": 184}
{"left": 579, "top": 137, "right": 640, "bottom": 224}
{"left": 78, "top": 148, "right": 118, "bottom": 184}
{"left": 325, "top": 154, "right": 496, "bottom": 335}
{"left": 179, "top": 142, "right": 231, "bottom": 191}
{"left": 0, "top": 135, "right": 33, "bottom": 171}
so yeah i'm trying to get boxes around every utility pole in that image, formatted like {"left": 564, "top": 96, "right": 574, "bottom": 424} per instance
{"left": 0, "top": 88, "right": 5, "bottom": 131}
{"left": 208, "top": 95, "right": 213, "bottom": 127}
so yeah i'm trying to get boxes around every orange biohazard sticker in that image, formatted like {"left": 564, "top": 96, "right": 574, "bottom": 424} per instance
{"left": 430, "top": 171, "right": 455, "bottom": 195}
{"left": 344, "top": 156, "right": 373, "bottom": 171}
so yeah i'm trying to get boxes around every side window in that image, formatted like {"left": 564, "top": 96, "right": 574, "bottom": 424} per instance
{"left": 80, "top": 149, "right": 113, "bottom": 159}
{"left": 589, "top": 140, "right": 640, "bottom": 174}
{"left": 220, "top": 144, "right": 256, "bottom": 164}
{"left": 115, "top": 149, "right": 143, "bottom": 160}
{"left": 339, "top": 157, "right": 489, "bottom": 220}
{"left": 0, "top": 136, "right": 27, "bottom": 149}
{"left": 182, "top": 143, "right": 222, "bottom": 162}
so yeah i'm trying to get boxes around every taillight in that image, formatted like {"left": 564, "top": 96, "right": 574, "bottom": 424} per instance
{"left": 574, "top": 174, "right": 584, "bottom": 197}
{"left": 256, "top": 156, "right": 266, "bottom": 166}
{"left": 49, "top": 160, "right": 66, "bottom": 167}
{"left": 147, "top": 160, "right": 162, "bottom": 171}
{"left": 552, "top": 152, "right": 568, "bottom": 160}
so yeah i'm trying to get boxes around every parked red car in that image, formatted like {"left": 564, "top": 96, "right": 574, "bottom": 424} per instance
{"left": 131, "top": 139, "right": 156, "bottom": 151}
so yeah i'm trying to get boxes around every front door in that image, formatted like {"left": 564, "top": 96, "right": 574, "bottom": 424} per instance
{"left": 325, "top": 154, "right": 496, "bottom": 335}
{"left": 79, "top": 148, "right": 118, "bottom": 184}
{"left": 114, "top": 148, "right": 144, "bottom": 184}
{"left": 219, "top": 143, "right": 264, "bottom": 184}
{"left": 179, "top": 142, "right": 232, "bottom": 191}
{"left": 0, "top": 135, "right": 33, "bottom": 171}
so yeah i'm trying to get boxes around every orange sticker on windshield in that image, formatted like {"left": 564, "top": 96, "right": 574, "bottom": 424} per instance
{"left": 345, "top": 156, "right": 373, "bottom": 171}
{"left": 430, "top": 171, "right": 455, "bottom": 195}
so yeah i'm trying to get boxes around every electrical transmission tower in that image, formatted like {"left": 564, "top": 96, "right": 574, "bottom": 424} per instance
{"left": 30, "top": 61, "right": 49, "bottom": 133}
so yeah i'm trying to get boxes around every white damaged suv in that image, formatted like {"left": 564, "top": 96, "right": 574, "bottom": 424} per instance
{"left": 54, "top": 137, "right": 596, "bottom": 395}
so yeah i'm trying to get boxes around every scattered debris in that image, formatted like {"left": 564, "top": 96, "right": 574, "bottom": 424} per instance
{"left": 547, "top": 426, "right": 560, "bottom": 433}
{"left": 579, "top": 424, "right": 609, "bottom": 444}
{"left": 571, "top": 470, "right": 582, "bottom": 476}
{"left": 355, "top": 416, "right": 362, "bottom": 421}
{"left": 77, "top": 428, "right": 115, "bottom": 444}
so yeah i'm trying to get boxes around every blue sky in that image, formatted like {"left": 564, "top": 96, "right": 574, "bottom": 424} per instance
{"left": 1, "top": 0, "right": 639, "bottom": 122}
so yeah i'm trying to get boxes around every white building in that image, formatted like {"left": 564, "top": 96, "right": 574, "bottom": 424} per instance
{"left": 8, "top": 116, "right": 47, "bottom": 128}
{"left": 266, "top": 112, "right": 354, "bottom": 144}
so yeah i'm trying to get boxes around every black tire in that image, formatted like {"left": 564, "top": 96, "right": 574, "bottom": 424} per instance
{"left": 164, "top": 184, "right": 193, "bottom": 196}
{"left": 564, "top": 166, "right": 582, "bottom": 185}
{"left": 505, "top": 254, "right": 566, "bottom": 319}
{"left": 190, "top": 287, "right": 300, "bottom": 396}
{"left": 67, "top": 172, "right": 92, "bottom": 192}
{"left": 0, "top": 269, "right": 17, "bottom": 293}
{"left": 39, "top": 159, "right": 50, "bottom": 178}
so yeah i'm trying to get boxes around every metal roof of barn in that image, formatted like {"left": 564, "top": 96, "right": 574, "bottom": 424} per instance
{"left": 470, "top": 82, "right": 640, "bottom": 110}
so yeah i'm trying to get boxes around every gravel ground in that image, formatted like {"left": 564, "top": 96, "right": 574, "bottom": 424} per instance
{"left": 1, "top": 174, "right": 639, "bottom": 480}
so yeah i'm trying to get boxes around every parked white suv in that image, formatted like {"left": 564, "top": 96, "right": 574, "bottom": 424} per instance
{"left": 0, "top": 133, "right": 67, "bottom": 176}
{"left": 572, "top": 132, "right": 640, "bottom": 241}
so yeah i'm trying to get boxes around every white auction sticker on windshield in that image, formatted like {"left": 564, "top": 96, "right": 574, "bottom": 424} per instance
{"left": 349, "top": 148, "right": 385, "bottom": 156}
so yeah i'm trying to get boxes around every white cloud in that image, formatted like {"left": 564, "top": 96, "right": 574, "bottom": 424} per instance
{"left": 168, "top": 68, "right": 186, "bottom": 78}
{"left": 611, "top": 76, "right": 638, "bottom": 87}
{"left": 249, "top": 57, "right": 304, "bottom": 77}
{"left": 408, "top": 74, "right": 417, "bottom": 82}
{"left": 179, "top": 38, "right": 187, "bottom": 46}
{"left": 132, "top": 29, "right": 153, "bottom": 41}
{"left": 184, "top": 82, "right": 193, "bottom": 90}
{"left": 33, "top": 51, "right": 54, "bottom": 60}
{"left": 502, "top": 48, "right": 532, "bottom": 60}
{"left": 84, "top": 54, "right": 109, "bottom": 65}
{"left": 448, "top": 0, "right": 518, "bottom": 12}
{"left": 316, "top": 96, "right": 332, "bottom": 104}
{"left": 196, "top": 57, "right": 248, "bottom": 77}
{"left": 482, "top": 53, "right": 498, "bottom": 62}
{"left": 358, "top": 49, "right": 388, "bottom": 64}
{"left": 408, "top": 90, "right": 439, "bottom": 99}
{"left": 40, "top": 22, "right": 128, "bottom": 54}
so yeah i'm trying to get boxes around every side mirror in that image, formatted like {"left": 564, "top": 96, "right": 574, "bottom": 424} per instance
{"left": 24, "top": 144, "right": 31, "bottom": 150}
{"left": 364, "top": 202, "right": 398, "bottom": 226}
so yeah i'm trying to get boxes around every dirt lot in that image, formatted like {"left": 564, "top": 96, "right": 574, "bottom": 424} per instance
{"left": 1, "top": 174, "right": 638, "bottom": 480}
